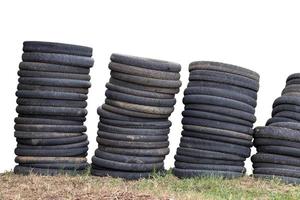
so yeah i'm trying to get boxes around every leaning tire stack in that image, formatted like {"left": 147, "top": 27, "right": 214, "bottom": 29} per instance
{"left": 252, "top": 73, "right": 300, "bottom": 184}
{"left": 14, "top": 41, "right": 94, "bottom": 175}
{"left": 173, "top": 61, "right": 260, "bottom": 178}
{"left": 91, "top": 54, "right": 181, "bottom": 179}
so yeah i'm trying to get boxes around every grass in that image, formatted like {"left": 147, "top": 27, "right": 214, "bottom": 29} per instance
{"left": 1, "top": 170, "right": 300, "bottom": 200}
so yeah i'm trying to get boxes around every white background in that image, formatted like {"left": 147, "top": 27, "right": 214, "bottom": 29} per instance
{"left": 0, "top": 0, "right": 299, "bottom": 173}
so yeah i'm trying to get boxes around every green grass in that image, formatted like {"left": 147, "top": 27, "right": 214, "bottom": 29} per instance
{"left": 1, "top": 170, "right": 300, "bottom": 199}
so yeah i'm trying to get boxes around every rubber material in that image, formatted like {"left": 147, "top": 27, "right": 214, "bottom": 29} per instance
{"left": 15, "top": 131, "right": 82, "bottom": 139}
{"left": 182, "top": 117, "right": 253, "bottom": 135}
{"left": 110, "top": 53, "right": 181, "bottom": 72}
{"left": 184, "top": 86, "right": 256, "bottom": 107}
{"left": 23, "top": 41, "right": 93, "bottom": 57}
{"left": 15, "top": 124, "right": 86, "bottom": 133}
{"left": 18, "top": 70, "right": 90, "bottom": 81}
{"left": 175, "top": 155, "right": 244, "bottom": 166}
{"left": 16, "top": 106, "right": 87, "bottom": 116}
{"left": 98, "top": 131, "right": 168, "bottom": 142}
{"left": 110, "top": 78, "right": 179, "bottom": 94}
{"left": 16, "top": 90, "right": 87, "bottom": 101}
{"left": 184, "top": 104, "right": 256, "bottom": 123}
{"left": 188, "top": 61, "right": 259, "bottom": 81}
{"left": 17, "top": 98, "right": 87, "bottom": 108}
{"left": 100, "top": 118, "right": 171, "bottom": 129}
{"left": 97, "top": 146, "right": 169, "bottom": 157}
{"left": 17, "top": 84, "right": 88, "bottom": 94}
{"left": 15, "top": 147, "right": 88, "bottom": 156}
{"left": 18, "top": 77, "right": 91, "bottom": 88}
{"left": 97, "top": 137, "right": 169, "bottom": 149}
{"left": 22, "top": 52, "right": 94, "bottom": 68}
{"left": 15, "top": 156, "right": 87, "bottom": 164}
{"left": 106, "top": 82, "right": 174, "bottom": 99}
{"left": 109, "top": 62, "right": 180, "bottom": 80}
{"left": 94, "top": 149, "right": 164, "bottom": 164}
{"left": 183, "top": 95, "right": 255, "bottom": 114}
{"left": 105, "top": 89, "right": 176, "bottom": 107}
{"left": 15, "top": 117, "right": 83, "bottom": 125}
{"left": 19, "top": 62, "right": 90, "bottom": 74}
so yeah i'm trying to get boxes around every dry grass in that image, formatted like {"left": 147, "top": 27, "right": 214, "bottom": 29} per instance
{"left": 1, "top": 171, "right": 300, "bottom": 200}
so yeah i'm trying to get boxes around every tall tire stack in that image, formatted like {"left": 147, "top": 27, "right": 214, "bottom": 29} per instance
{"left": 252, "top": 73, "right": 300, "bottom": 184}
{"left": 14, "top": 41, "right": 94, "bottom": 175}
{"left": 173, "top": 61, "right": 260, "bottom": 178}
{"left": 91, "top": 54, "right": 181, "bottom": 179}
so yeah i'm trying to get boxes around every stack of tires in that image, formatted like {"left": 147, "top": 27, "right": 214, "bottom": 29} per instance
{"left": 91, "top": 54, "right": 181, "bottom": 179}
{"left": 252, "top": 73, "right": 300, "bottom": 184}
{"left": 14, "top": 41, "right": 94, "bottom": 175}
{"left": 173, "top": 61, "right": 260, "bottom": 178}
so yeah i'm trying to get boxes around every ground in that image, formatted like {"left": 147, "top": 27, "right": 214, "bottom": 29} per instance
{"left": 1, "top": 171, "right": 300, "bottom": 200}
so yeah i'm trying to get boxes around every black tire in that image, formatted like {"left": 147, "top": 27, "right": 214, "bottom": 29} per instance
{"left": 273, "top": 96, "right": 300, "bottom": 108}
{"left": 94, "top": 149, "right": 164, "bottom": 164}
{"left": 176, "top": 147, "right": 245, "bottom": 161}
{"left": 273, "top": 111, "right": 300, "bottom": 122}
{"left": 254, "top": 126, "right": 300, "bottom": 142}
{"left": 16, "top": 90, "right": 87, "bottom": 101}
{"left": 253, "top": 168, "right": 300, "bottom": 179}
{"left": 15, "top": 156, "right": 87, "bottom": 164}
{"left": 17, "top": 98, "right": 87, "bottom": 108}
{"left": 17, "top": 134, "right": 88, "bottom": 146}
{"left": 175, "top": 161, "right": 246, "bottom": 173}
{"left": 102, "top": 103, "right": 170, "bottom": 119}
{"left": 105, "top": 99, "right": 173, "bottom": 115}
{"left": 188, "top": 61, "right": 259, "bottom": 81}
{"left": 254, "top": 138, "right": 300, "bottom": 149}
{"left": 257, "top": 146, "right": 300, "bottom": 157}
{"left": 17, "top": 141, "right": 88, "bottom": 149}
{"left": 18, "top": 77, "right": 91, "bottom": 88}
{"left": 106, "top": 82, "right": 174, "bottom": 99}
{"left": 17, "top": 84, "right": 88, "bottom": 94}
{"left": 189, "top": 74, "right": 258, "bottom": 91}
{"left": 16, "top": 106, "right": 87, "bottom": 116}
{"left": 182, "top": 117, "right": 253, "bottom": 135}
{"left": 15, "top": 131, "right": 82, "bottom": 139}
{"left": 97, "top": 137, "right": 169, "bottom": 149}
{"left": 109, "top": 62, "right": 180, "bottom": 80}
{"left": 15, "top": 147, "right": 88, "bottom": 157}
{"left": 182, "top": 110, "right": 253, "bottom": 127}
{"left": 18, "top": 70, "right": 91, "bottom": 81}
{"left": 22, "top": 52, "right": 94, "bottom": 68}
{"left": 97, "top": 145, "right": 169, "bottom": 157}
{"left": 185, "top": 104, "right": 256, "bottom": 123}
{"left": 92, "top": 156, "right": 163, "bottom": 172}
{"left": 175, "top": 155, "right": 244, "bottom": 166}
{"left": 270, "top": 122, "right": 300, "bottom": 131}
{"left": 180, "top": 137, "right": 251, "bottom": 158}
{"left": 98, "top": 122, "right": 169, "bottom": 135}
{"left": 111, "top": 71, "right": 181, "bottom": 88}
{"left": 251, "top": 153, "right": 300, "bottom": 167}
{"left": 14, "top": 124, "right": 86, "bottom": 133}
{"left": 253, "top": 163, "right": 300, "bottom": 171}
{"left": 105, "top": 89, "right": 176, "bottom": 107}
{"left": 184, "top": 86, "right": 256, "bottom": 107}
{"left": 109, "top": 77, "right": 179, "bottom": 94}
{"left": 98, "top": 131, "right": 168, "bottom": 142}
{"left": 100, "top": 118, "right": 171, "bottom": 129}
{"left": 18, "top": 114, "right": 86, "bottom": 122}
{"left": 15, "top": 117, "right": 83, "bottom": 125}
{"left": 19, "top": 62, "right": 90, "bottom": 74}
{"left": 266, "top": 117, "right": 298, "bottom": 125}
{"left": 20, "top": 163, "right": 88, "bottom": 170}
{"left": 183, "top": 95, "right": 255, "bottom": 114}
{"left": 14, "top": 165, "right": 87, "bottom": 175}
{"left": 181, "top": 130, "right": 252, "bottom": 147}
{"left": 173, "top": 168, "right": 244, "bottom": 179}
{"left": 91, "top": 166, "right": 153, "bottom": 180}
{"left": 110, "top": 53, "right": 181, "bottom": 72}
{"left": 23, "top": 41, "right": 93, "bottom": 57}
{"left": 182, "top": 125, "right": 252, "bottom": 141}
{"left": 97, "top": 107, "right": 165, "bottom": 122}
{"left": 187, "top": 81, "right": 257, "bottom": 99}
